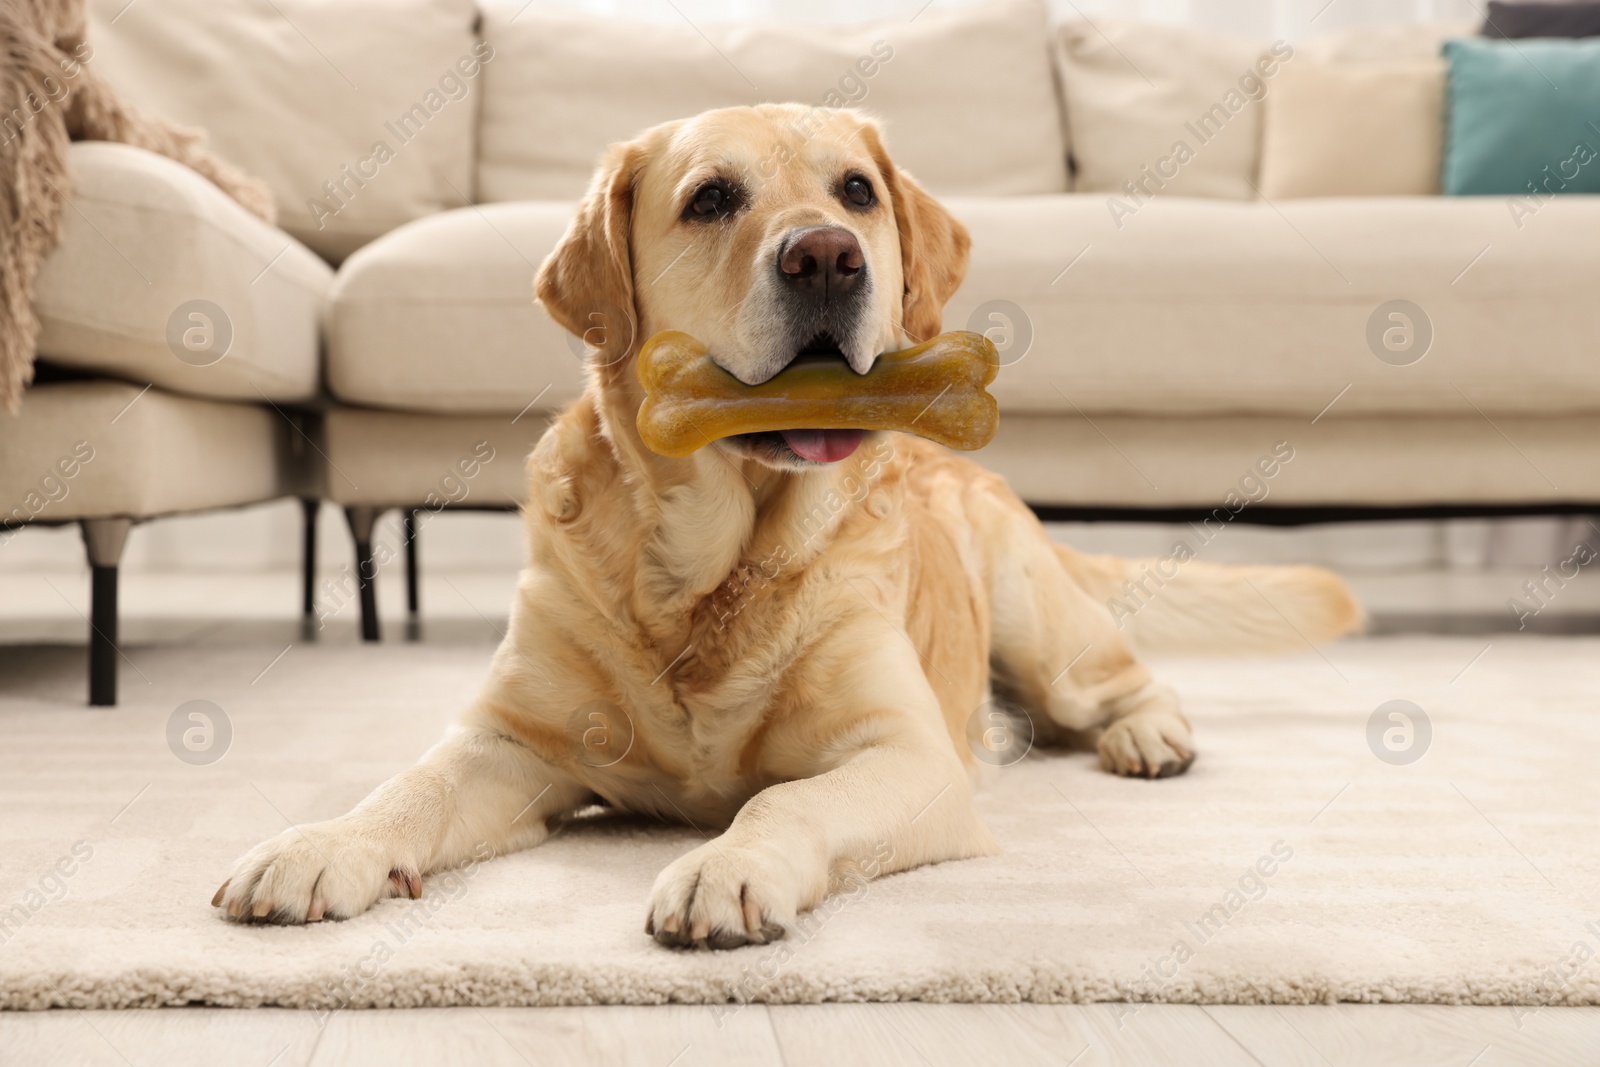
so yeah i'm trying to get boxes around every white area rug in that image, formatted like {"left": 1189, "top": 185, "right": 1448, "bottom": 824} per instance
{"left": 2, "top": 635, "right": 1598, "bottom": 1011}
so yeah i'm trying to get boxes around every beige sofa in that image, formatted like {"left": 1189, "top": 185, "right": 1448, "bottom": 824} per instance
{"left": 22, "top": 0, "right": 1599, "bottom": 657}
{"left": 1, "top": 143, "right": 331, "bottom": 702}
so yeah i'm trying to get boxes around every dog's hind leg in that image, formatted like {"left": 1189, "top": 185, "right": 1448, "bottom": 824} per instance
{"left": 979, "top": 489, "right": 1195, "bottom": 778}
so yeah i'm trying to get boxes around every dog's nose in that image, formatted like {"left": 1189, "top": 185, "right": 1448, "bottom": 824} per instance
{"left": 777, "top": 226, "right": 865, "bottom": 299}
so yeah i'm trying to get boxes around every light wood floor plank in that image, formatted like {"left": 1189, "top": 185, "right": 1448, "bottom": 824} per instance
{"left": 767, "top": 1003, "right": 1256, "bottom": 1067}
{"left": 0, "top": 1008, "right": 319, "bottom": 1067}
{"left": 3, "top": 1004, "right": 1597, "bottom": 1067}
{"left": 1030, "top": 1003, "right": 1266, "bottom": 1066}
{"left": 308, "top": 1005, "right": 783, "bottom": 1067}
{"left": 1203, "top": 1004, "right": 1600, "bottom": 1067}
{"left": 769, "top": 1003, "right": 1061, "bottom": 1067}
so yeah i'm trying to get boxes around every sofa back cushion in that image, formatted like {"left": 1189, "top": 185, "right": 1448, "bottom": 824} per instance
{"left": 87, "top": 0, "right": 482, "bottom": 261}
{"left": 1054, "top": 19, "right": 1276, "bottom": 201}
{"left": 475, "top": 0, "right": 1067, "bottom": 201}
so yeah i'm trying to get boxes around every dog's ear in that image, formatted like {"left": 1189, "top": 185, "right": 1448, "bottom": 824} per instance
{"left": 535, "top": 139, "right": 644, "bottom": 361}
{"left": 862, "top": 124, "right": 971, "bottom": 344}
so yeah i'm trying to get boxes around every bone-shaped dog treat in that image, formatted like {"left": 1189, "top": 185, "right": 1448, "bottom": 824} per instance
{"left": 635, "top": 330, "right": 1000, "bottom": 459}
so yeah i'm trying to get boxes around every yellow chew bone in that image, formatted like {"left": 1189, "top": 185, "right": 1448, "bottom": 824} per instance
{"left": 635, "top": 330, "right": 1000, "bottom": 458}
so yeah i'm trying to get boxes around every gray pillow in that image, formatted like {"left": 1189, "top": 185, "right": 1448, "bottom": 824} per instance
{"left": 1483, "top": 1, "right": 1600, "bottom": 39}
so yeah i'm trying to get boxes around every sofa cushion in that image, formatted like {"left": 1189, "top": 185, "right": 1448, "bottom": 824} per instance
{"left": 1442, "top": 37, "right": 1600, "bottom": 196}
{"left": 476, "top": 0, "right": 1066, "bottom": 202}
{"left": 941, "top": 193, "right": 1600, "bottom": 417}
{"left": 334, "top": 191, "right": 1600, "bottom": 422}
{"left": 0, "top": 381, "right": 285, "bottom": 524}
{"left": 322, "top": 407, "right": 548, "bottom": 507}
{"left": 981, "top": 413, "right": 1600, "bottom": 507}
{"left": 1054, "top": 19, "right": 1276, "bottom": 200}
{"left": 1258, "top": 60, "right": 1446, "bottom": 198}
{"left": 87, "top": 0, "right": 482, "bottom": 261}
{"left": 326, "top": 203, "right": 584, "bottom": 414}
{"left": 33, "top": 143, "right": 331, "bottom": 404}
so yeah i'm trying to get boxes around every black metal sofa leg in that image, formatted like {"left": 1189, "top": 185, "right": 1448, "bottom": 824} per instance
{"left": 404, "top": 508, "right": 419, "bottom": 617}
{"left": 80, "top": 518, "right": 132, "bottom": 707}
{"left": 300, "top": 498, "right": 319, "bottom": 621}
{"left": 344, "top": 506, "right": 381, "bottom": 642}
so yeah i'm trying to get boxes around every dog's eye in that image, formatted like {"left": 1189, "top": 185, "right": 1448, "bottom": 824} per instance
{"left": 842, "top": 175, "right": 875, "bottom": 209}
{"left": 685, "top": 180, "right": 738, "bottom": 221}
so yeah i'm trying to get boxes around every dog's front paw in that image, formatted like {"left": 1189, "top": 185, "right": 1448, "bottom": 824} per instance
{"left": 1098, "top": 712, "right": 1196, "bottom": 779}
{"left": 646, "top": 840, "right": 796, "bottom": 950}
{"left": 212, "top": 820, "right": 418, "bottom": 924}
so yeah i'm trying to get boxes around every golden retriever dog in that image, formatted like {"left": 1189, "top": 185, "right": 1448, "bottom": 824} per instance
{"left": 215, "top": 104, "right": 1361, "bottom": 948}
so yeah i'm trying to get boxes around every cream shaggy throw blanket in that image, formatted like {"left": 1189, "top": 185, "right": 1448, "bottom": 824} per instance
{"left": 1, "top": 635, "right": 1597, "bottom": 1012}
{"left": 1, "top": 0, "right": 274, "bottom": 412}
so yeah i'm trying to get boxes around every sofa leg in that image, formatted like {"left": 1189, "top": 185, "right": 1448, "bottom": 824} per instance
{"left": 403, "top": 508, "right": 419, "bottom": 616}
{"left": 300, "top": 498, "right": 320, "bottom": 620}
{"left": 80, "top": 518, "right": 132, "bottom": 707}
{"left": 344, "top": 506, "right": 381, "bottom": 642}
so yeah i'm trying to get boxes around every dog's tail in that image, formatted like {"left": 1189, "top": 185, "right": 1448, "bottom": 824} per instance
{"left": 1058, "top": 546, "right": 1365, "bottom": 656}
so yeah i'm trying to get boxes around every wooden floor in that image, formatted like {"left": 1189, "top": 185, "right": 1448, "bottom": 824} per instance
{"left": 2, "top": 1004, "right": 1596, "bottom": 1066}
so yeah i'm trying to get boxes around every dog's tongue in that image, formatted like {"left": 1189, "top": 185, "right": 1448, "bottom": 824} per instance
{"left": 780, "top": 429, "right": 865, "bottom": 463}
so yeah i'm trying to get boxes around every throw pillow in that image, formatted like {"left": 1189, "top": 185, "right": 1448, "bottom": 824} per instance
{"left": 1442, "top": 37, "right": 1600, "bottom": 196}
{"left": 1482, "top": 1, "right": 1600, "bottom": 39}
{"left": 1258, "top": 60, "right": 1446, "bottom": 198}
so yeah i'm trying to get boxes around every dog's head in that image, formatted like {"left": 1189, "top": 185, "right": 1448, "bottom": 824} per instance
{"left": 535, "top": 104, "right": 970, "bottom": 469}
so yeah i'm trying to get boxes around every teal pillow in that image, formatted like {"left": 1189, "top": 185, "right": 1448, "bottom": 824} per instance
{"left": 1442, "top": 37, "right": 1600, "bottom": 196}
